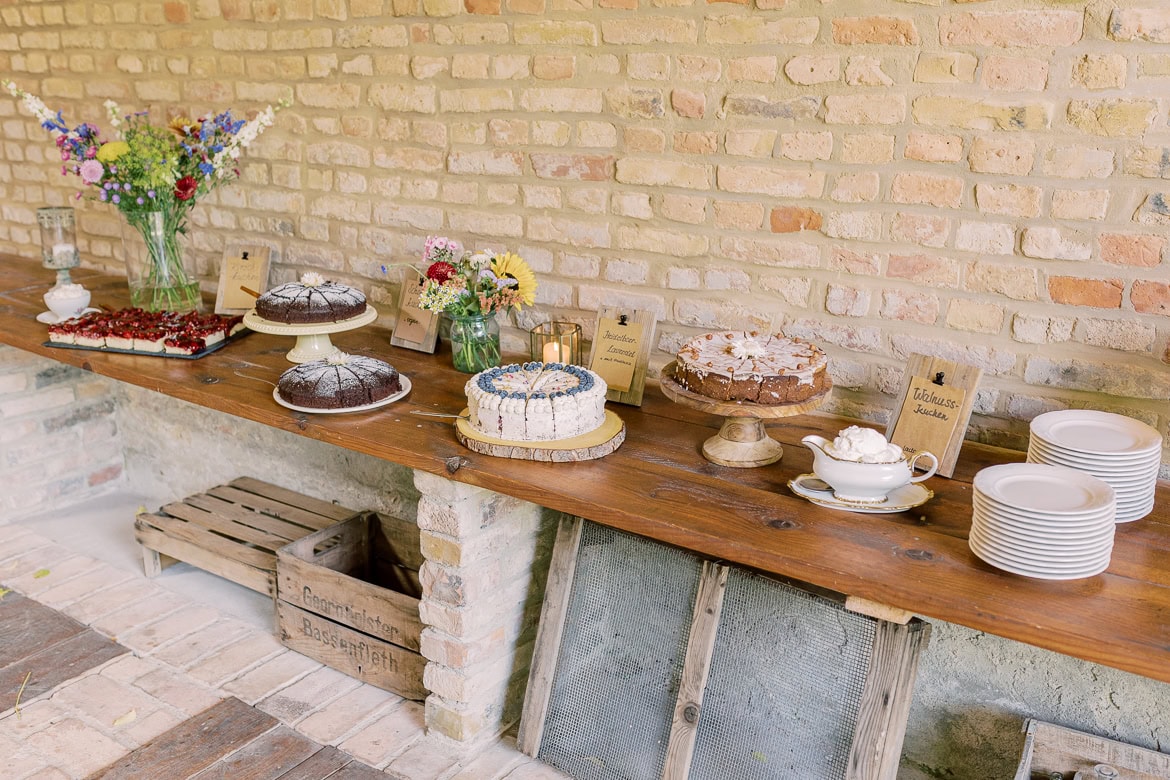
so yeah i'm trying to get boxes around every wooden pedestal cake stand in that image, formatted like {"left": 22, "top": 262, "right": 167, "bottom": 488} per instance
{"left": 242, "top": 305, "right": 378, "bottom": 363}
{"left": 659, "top": 362, "right": 830, "bottom": 468}
{"left": 455, "top": 409, "right": 625, "bottom": 462}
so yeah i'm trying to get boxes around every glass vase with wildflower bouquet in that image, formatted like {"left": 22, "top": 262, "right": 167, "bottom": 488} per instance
{"left": 414, "top": 235, "right": 537, "bottom": 373}
{"left": 4, "top": 80, "right": 283, "bottom": 312}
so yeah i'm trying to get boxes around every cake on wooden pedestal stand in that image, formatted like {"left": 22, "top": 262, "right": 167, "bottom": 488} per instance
{"left": 660, "top": 362, "right": 830, "bottom": 468}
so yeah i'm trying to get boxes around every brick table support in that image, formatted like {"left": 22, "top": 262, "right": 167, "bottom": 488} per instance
{"left": 412, "top": 471, "right": 558, "bottom": 746}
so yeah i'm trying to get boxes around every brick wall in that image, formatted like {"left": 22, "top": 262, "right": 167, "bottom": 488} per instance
{"left": 1, "top": 2, "right": 1168, "bottom": 462}
{"left": 0, "top": 346, "right": 124, "bottom": 519}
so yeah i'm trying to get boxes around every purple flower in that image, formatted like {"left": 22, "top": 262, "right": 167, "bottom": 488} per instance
{"left": 136, "top": 197, "right": 144, "bottom": 205}
{"left": 147, "top": 189, "right": 155, "bottom": 198}
{"left": 112, "top": 194, "right": 120, "bottom": 204}
{"left": 100, "top": 191, "right": 107, "bottom": 201}
{"left": 122, "top": 182, "right": 130, "bottom": 191}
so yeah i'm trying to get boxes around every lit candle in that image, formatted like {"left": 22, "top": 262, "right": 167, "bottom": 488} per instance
{"left": 543, "top": 341, "right": 562, "bottom": 363}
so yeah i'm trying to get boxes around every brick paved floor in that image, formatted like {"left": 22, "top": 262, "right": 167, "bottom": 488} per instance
{"left": 0, "top": 498, "right": 570, "bottom": 780}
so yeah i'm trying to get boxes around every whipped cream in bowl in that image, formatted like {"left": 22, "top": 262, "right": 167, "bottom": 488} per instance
{"left": 802, "top": 427, "right": 938, "bottom": 504}
{"left": 43, "top": 283, "right": 91, "bottom": 320}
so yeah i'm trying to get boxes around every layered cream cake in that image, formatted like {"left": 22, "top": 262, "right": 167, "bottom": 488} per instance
{"left": 674, "top": 331, "right": 830, "bottom": 404}
{"left": 465, "top": 362, "right": 608, "bottom": 441}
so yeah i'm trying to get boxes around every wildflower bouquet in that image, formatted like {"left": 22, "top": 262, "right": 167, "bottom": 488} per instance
{"left": 414, "top": 235, "right": 537, "bottom": 372}
{"left": 5, "top": 80, "right": 283, "bottom": 312}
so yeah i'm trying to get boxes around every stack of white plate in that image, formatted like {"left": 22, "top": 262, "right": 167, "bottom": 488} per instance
{"left": 970, "top": 463, "right": 1116, "bottom": 580}
{"left": 1027, "top": 410, "right": 1161, "bottom": 523}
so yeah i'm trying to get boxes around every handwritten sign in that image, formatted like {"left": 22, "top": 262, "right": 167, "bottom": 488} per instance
{"left": 886, "top": 354, "right": 982, "bottom": 478}
{"left": 215, "top": 247, "right": 271, "bottom": 315}
{"left": 390, "top": 280, "right": 439, "bottom": 353}
{"left": 586, "top": 307, "right": 656, "bottom": 406}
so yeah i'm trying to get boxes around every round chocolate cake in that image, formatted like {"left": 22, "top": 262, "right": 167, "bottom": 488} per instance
{"left": 674, "top": 331, "right": 830, "bottom": 404}
{"left": 255, "top": 272, "right": 366, "bottom": 324}
{"left": 277, "top": 353, "right": 401, "bottom": 409}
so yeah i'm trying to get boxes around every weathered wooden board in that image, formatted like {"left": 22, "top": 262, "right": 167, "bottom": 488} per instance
{"left": 272, "top": 747, "right": 353, "bottom": 780}
{"left": 847, "top": 619, "right": 932, "bottom": 779}
{"left": 276, "top": 600, "right": 426, "bottom": 700}
{"left": 0, "top": 627, "right": 127, "bottom": 705}
{"left": 187, "top": 724, "right": 320, "bottom": 780}
{"left": 87, "top": 697, "right": 277, "bottom": 780}
{"left": 886, "top": 353, "right": 982, "bottom": 479}
{"left": 1015, "top": 718, "right": 1170, "bottom": 780}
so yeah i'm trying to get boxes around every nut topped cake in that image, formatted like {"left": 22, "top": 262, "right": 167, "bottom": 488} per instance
{"left": 465, "top": 362, "right": 608, "bottom": 441}
{"left": 674, "top": 331, "right": 829, "bottom": 404}
{"left": 254, "top": 272, "right": 367, "bottom": 324}
{"left": 277, "top": 352, "right": 401, "bottom": 409}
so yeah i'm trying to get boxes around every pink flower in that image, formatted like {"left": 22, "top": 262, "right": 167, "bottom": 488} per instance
{"left": 78, "top": 159, "right": 104, "bottom": 184}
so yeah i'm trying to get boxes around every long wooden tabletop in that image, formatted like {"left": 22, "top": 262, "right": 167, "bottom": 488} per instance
{"left": 3, "top": 256, "right": 1169, "bottom": 685}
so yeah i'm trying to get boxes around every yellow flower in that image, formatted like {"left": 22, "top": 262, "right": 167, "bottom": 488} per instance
{"left": 95, "top": 141, "right": 130, "bottom": 162}
{"left": 491, "top": 251, "right": 536, "bottom": 308}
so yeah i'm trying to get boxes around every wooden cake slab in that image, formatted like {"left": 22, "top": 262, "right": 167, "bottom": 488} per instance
{"left": 455, "top": 409, "right": 625, "bottom": 462}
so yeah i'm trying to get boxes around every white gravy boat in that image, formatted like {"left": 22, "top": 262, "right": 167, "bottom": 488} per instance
{"left": 801, "top": 434, "right": 938, "bottom": 504}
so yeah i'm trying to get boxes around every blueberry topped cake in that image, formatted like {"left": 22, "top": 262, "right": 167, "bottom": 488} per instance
{"left": 674, "top": 331, "right": 830, "bottom": 404}
{"left": 254, "top": 272, "right": 367, "bottom": 324}
{"left": 276, "top": 352, "right": 401, "bottom": 409}
{"left": 465, "top": 362, "right": 608, "bottom": 441}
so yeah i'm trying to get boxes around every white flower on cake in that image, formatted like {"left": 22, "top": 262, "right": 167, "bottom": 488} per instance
{"left": 300, "top": 271, "right": 326, "bottom": 287}
{"left": 826, "top": 426, "right": 903, "bottom": 464}
{"left": 325, "top": 352, "right": 351, "bottom": 366}
{"left": 729, "top": 338, "right": 766, "bottom": 360}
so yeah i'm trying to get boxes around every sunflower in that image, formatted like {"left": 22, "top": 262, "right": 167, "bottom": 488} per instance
{"left": 491, "top": 251, "right": 536, "bottom": 307}
{"left": 167, "top": 115, "right": 200, "bottom": 139}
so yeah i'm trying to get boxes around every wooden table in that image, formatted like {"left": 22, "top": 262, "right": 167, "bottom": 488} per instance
{"left": 3, "top": 256, "right": 1169, "bottom": 685}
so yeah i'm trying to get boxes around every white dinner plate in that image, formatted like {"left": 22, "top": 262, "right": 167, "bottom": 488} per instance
{"left": 1026, "top": 442, "right": 1161, "bottom": 472}
{"left": 272, "top": 375, "right": 411, "bottom": 414}
{"left": 969, "top": 529, "right": 1112, "bottom": 568}
{"left": 969, "top": 537, "right": 1112, "bottom": 580}
{"left": 971, "top": 493, "right": 1114, "bottom": 529}
{"left": 1030, "top": 410, "right": 1162, "bottom": 457}
{"left": 969, "top": 524, "right": 1112, "bottom": 562}
{"left": 971, "top": 511, "right": 1115, "bottom": 547}
{"left": 973, "top": 464, "right": 1115, "bottom": 515}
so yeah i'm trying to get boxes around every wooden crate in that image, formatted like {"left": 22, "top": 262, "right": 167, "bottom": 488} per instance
{"left": 1015, "top": 719, "right": 1170, "bottom": 779}
{"left": 134, "top": 477, "right": 361, "bottom": 595}
{"left": 276, "top": 512, "right": 427, "bottom": 700}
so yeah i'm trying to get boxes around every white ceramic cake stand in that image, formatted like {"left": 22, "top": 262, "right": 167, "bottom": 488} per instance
{"left": 242, "top": 305, "right": 378, "bottom": 363}
{"left": 659, "top": 361, "right": 831, "bottom": 468}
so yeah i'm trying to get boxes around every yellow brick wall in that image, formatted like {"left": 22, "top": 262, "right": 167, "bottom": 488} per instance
{"left": 2, "top": 1, "right": 1169, "bottom": 456}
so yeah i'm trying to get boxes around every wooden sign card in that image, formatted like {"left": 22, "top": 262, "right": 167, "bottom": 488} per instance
{"left": 885, "top": 353, "right": 982, "bottom": 479}
{"left": 587, "top": 306, "right": 656, "bottom": 407}
{"left": 215, "top": 246, "right": 271, "bottom": 315}
{"left": 390, "top": 279, "right": 440, "bottom": 353}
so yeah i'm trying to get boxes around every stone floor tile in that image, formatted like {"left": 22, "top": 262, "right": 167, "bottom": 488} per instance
{"left": 116, "top": 604, "right": 221, "bottom": 655}
{"left": 0, "top": 699, "right": 68, "bottom": 741}
{"left": 338, "top": 701, "right": 425, "bottom": 768}
{"left": 222, "top": 650, "right": 321, "bottom": 705}
{"left": 131, "top": 667, "right": 224, "bottom": 717}
{"left": 0, "top": 546, "right": 74, "bottom": 585}
{"left": 99, "top": 654, "right": 160, "bottom": 685}
{"left": 49, "top": 673, "right": 168, "bottom": 729}
{"left": 295, "top": 683, "right": 403, "bottom": 745}
{"left": 257, "top": 665, "right": 361, "bottom": 725}
{"left": 35, "top": 565, "right": 135, "bottom": 610}
{"left": 7, "top": 554, "right": 97, "bottom": 596}
{"left": 0, "top": 528, "right": 50, "bottom": 564}
{"left": 61, "top": 578, "right": 167, "bottom": 625}
{"left": 21, "top": 717, "right": 128, "bottom": 778}
{"left": 383, "top": 737, "right": 462, "bottom": 779}
{"left": 20, "top": 767, "right": 70, "bottom": 780}
{"left": 89, "top": 589, "right": 187, "bottom": 638}
{"left": 185, "top": 630, "right": 284, "bottom": 687}
{"left": 501, "top": 759, "right": 574, "bottom": 780}
{"left": 106, "top": 705, "right": 184, "bottom": 750}
{"left": 151, "top": 618, "right": 251, "bottom": 669}
{"left": 0, "top": 730, "right": 51, "bottom": 780}
{"left": 445, "top": 736, "right": 526, "bottom": 780}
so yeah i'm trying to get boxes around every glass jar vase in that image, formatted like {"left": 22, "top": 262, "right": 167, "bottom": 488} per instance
{"left": 121, "top": 210, "right": 201, "bottom": 313}
{"left": 448, "top": 313, "right": 501, "bottom": 373}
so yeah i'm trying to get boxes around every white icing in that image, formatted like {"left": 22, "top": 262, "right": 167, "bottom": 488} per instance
{"left": 464, "top": 363, "right": 608, "bottom": 442}
{"left": 677, "top": 331, "right": 827, "bottom": 383}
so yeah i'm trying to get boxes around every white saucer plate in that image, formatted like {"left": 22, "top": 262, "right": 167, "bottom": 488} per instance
{"left": 973, "top": 464, "right": 1115, "bottom": 515}
{"left": 788, "top": 474, "right": 932, "bottom": 514}
{"left": 36, "top": 307, "right": 100, "bottom": 325}
{"left": 1030, "top": 410, "right": 1162, "bottom": 457}
{"left": 273, "top": 375, "right": 411, "bottom": 414}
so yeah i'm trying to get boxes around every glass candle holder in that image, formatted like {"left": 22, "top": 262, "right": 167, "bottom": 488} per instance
{"left": 530, "top": 322, "right": 581, "bottom": 365}
{"left": 37, "top": 206, "right": 80, "bottom": 286}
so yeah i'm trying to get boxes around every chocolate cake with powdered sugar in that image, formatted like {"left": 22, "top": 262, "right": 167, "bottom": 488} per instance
{"left": 255, "top": 272, "right": 367, "bottom": 324}
{"left": 674, "top": 331, "right": 829, "bottom": 404}
{"left": 277, "top": 352, "right": 401, "bottom": 409}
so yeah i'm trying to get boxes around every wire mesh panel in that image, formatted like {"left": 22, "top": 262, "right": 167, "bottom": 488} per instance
{"left": 538, "top": 523, "right": 703, "bottom": 780}
{"left": 688, "top": 569, "right": 877, "bottom": 780}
